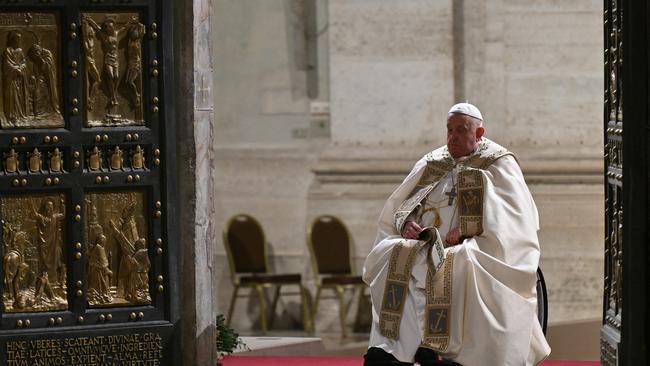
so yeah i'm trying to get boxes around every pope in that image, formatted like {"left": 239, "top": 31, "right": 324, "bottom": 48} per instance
{"left": 362, "top": 103, "right": 551, "bottom": 366}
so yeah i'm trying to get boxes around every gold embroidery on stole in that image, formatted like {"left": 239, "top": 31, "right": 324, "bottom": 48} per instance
{"left": 393, "top": 139, "right": 511, "bottom": 234}
{"left": 421, "top": 251, "right": 455, "bottom": 352}
{"left": 394, "top": 160, "right": 453, "bottom": 232}
{"left": 457, "top": 169, "right": 484, "bottom": 236}
{"left": 379, "top": 241, "right": 420, "bottom": 339}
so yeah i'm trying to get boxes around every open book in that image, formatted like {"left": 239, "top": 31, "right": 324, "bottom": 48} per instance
{"left": 418, "top": 227, "right": 446, "bottom": 273}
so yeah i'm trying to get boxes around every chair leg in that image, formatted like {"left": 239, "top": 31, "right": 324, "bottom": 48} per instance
{"left": 335, "top": 285, "right": 348, "bottom": 338}
{"left": 254, "top": 285, "right": 268, "bottom": 334}
{"left": 269, "top": 285, "right": 281, "bottom": 329}
{"left": 226, "top": 285, "right": 239, "bottom": 326}
{"left": 299, "top": 285, "right": 314, "bottom": 335}
{"left": 312, "top": 286, "right": 322, "bottom": 332}
{"left": 352, "top": 285, "right": 365, "bottom": 331}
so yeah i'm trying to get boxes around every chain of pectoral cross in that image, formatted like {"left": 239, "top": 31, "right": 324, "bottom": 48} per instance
{"left": 417, "top": 169, "right": 458, "bottom": 212}
{"left": 415, "top": 170, "right": 457, "bottom": 230}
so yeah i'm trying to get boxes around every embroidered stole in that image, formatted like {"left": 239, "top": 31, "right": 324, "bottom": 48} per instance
{"left": 379, "top": 229, "right": 446, "bottom": 340}
{"left": 457, "top": 169, "right": 485, "bottom": 237}
{"left": 421, "top": 250, "right": 455, "bottom": 352}
{"left": 380, "top": 169, "right": 493, "bottom": 350}
{"left": 394, "top": 138, "right": 511, "bottom": 234}
{"left": 378, "top": 239, "right": 421, "bottom": 339}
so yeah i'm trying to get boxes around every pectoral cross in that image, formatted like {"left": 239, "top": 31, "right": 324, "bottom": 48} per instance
{"left": 445, "top": 186, "right": 456, "bottom": 206}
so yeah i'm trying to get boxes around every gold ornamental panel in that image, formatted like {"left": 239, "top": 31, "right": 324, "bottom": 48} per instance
{"left": 81, "top": 12, "right": 146, "bottom": 127}
{"left": 1, "top": 193, "right": 67, "bottom": 312}
{"left": 85, "top": 191, "right": 150, "bottom": 307}
{"left": 0, "top": 12, "right": 64, "bottom": 129}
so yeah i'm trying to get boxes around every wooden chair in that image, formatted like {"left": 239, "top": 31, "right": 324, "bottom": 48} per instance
{"left": 223, "top": 214, "right": 312, "bottom": 334}
{"left": 536, "top": 267, "right": 548, "bottom": 335}
{"left": 308, "top": 215, "right": 367, "bottom": 337}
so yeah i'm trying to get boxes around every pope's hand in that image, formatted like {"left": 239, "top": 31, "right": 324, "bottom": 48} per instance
{"left": 401, "top": 221, "right": 423, "bottom": 239}
{"left": 445, "top": 227, "right": 461, "bottom": 246}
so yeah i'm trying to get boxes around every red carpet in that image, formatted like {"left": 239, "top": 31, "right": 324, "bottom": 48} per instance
{"left": 222, "top": 356, "right": 598, "bottom": 365}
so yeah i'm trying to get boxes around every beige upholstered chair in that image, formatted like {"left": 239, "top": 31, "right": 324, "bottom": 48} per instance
{"left": 308, "top": 215, "right": 367, "bottom": 337}
{"left": 223, "top": 214, "right": 312, "bottom": 334}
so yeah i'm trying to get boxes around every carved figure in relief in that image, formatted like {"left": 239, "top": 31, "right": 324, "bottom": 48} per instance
{"left": 113, "top": 199, "right": 139, "bottom": 295}
{"left": 31, "top": 199, "right": 65, "bottom": 285}
{"left": 82, "top": 16, "right": 102, "bottom": 111}
{"left": 88, "top": 146, "right": 103, "bottom": 171}
{"left": 118, "top": 199, "right": 139, "bottom": 244}
{"left": 82, "top": 15, "right": 127, "bottom": 113}
{"left": 86, "top": 201, "right": 104, "bottom": 245}
{"left": 110, "top": 146, "right": 124, "bottom": 170}
{"left": 48, "top": 147, "right": 62, "bottom": 172}
{"left": 34, "top": 271, "right": 64, "bottom": 306}
{"left": 3, "top": 222, "right": 30, "bottom": 305}
{"left": 131, "top": 145, "right": 145, "bottom": 170}
{"left": 2, "top": 31, "right": 29, "bottom": 126}
{"left": 88, "top": 233, "right": 113, "bottom": 304}
{"left": 126, "top": 19, "right": 145, "bottom": 108}
{"left": 27, "top": 43, "right": 60, "bottom": 116}
{"left": 110, "top": 220, "right": 150, "bottom": 303}
{"left": 28, "top": 148, "right": 42, "bottom": 173}
{"left": 133, "top": 238, "right": 151, "bottom": 301}
{"left": 4, "top": 148, "right": 19, "bottom": 173}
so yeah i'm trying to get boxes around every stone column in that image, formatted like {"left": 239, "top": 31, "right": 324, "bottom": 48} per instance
{"left": 175, "top": 0, "right": 217, "bottom": 364}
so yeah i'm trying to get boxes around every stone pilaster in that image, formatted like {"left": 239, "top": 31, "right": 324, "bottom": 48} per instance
{"left": 175, "top": 0, "right": 216, "bottom": 364}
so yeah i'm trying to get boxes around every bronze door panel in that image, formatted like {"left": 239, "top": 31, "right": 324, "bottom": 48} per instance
{"left": 85, "top": 190, "right": 150, "bottom": 307}
{"left": 81, "top": 12, "right": 146, "bottom": 127}
{"left": 0, "top": 12, "right": 64, "bottom": 129}
{"left": 1, "top": 193, "right": 67, "bottom": 312}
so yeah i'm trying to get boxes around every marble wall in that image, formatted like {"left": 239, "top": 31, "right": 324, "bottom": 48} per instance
{"left": 211, "top": 0, "right": 604, "bottom": 334}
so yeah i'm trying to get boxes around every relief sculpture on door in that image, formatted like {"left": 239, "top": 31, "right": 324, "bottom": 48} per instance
{"left": 81, "top": 12, "right": 145, "bottom": 127}
{"left": 1, "top": 194, "right": 67, "bottom": 312}
{"left": 0, "top": 12, "right": 64, "bottom": 129}
{"left": 85, "top": 191, "right": 150, "bottom": 307}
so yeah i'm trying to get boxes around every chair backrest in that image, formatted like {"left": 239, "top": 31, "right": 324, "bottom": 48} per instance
{"left": 223, "top": 214, "right": 268, "bottom": 275}
{"left": 536, "top": 267, "right": 548, "bottom": 335}
{"left": 308, "top": 215, "right": 353, "bottom": 275}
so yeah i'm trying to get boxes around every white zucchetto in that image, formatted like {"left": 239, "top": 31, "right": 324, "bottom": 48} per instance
{"left": 448, "top": 102, "right": 483, "bottom": 121}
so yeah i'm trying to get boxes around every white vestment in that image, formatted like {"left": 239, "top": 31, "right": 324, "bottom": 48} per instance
{"left": 363, "top": 138, "right": 551, "bottom": 366}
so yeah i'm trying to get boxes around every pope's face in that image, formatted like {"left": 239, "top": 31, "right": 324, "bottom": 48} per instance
{"left": 446, "top": 113, "right": 484, "bottom": 158}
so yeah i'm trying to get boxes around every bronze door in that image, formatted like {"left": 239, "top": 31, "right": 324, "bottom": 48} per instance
{"left": 602, "top": 0, "right": 622, "bottom": 363}
{"left": 0, "top": 1, "right": 178, "bottom": 364}
{"left": 602, "top": 0, "right": 650, "bottom": 364}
